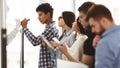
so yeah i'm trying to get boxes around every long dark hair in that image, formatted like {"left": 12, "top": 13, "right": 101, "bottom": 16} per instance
{"left": 76, "top": 18, "right": 85, "bottom": 34}
{"left": 62, "top": 11, "right": 75, "bottom": 28}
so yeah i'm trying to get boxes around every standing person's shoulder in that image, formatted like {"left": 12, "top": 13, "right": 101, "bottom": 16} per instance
{"left": 45, "top": 21, "right": 57, "bottom": 30}
{"left": 49, "top": 21, "right": 57, "bottom": 28}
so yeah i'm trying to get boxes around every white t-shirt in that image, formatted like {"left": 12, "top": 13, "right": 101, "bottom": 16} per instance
{"left": 62, "top": 34, "right": 88, "bottom": 61}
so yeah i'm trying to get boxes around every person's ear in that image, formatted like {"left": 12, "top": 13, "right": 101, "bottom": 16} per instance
{"left": 47, "top": 12, "right": 50, "bottom": 18}
{"left": 100, "top": 17, "right": 107, "bottom": 25}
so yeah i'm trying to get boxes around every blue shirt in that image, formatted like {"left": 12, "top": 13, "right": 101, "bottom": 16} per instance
{"left": 63, "top": 30, "right": 75, "bottom": 47}
{"left": 57, "top": 30, "right": 75, "bottom": 59}
{"left": 95, "top": 25, "right": 120, "bottom": 68}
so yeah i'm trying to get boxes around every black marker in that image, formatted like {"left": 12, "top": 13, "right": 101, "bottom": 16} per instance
{"left": 27, "top": 19, "right": 30, "bottom": 21}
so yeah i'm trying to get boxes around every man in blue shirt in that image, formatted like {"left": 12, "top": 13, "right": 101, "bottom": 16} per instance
{"left": 86, "top": 4, "right": 120, "bottom": 68}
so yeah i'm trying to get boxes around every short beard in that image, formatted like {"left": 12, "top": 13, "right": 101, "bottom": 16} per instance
{"left": 99, "top": 24, "right": 105, "bottom": 35}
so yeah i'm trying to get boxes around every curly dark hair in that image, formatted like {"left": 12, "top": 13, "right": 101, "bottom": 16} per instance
{"left": 36, "top": 3, "right": 53, "bottom": 18}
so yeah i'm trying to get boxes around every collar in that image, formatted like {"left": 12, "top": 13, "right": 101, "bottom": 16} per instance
{"left": 45, "top": 21, "right": 55, "bottom": 28}
{"left": 102, "top": 25, "right": 120, "bottom": 37}
{"left": 65, "top": 29, "right": 73, "bottom": 36}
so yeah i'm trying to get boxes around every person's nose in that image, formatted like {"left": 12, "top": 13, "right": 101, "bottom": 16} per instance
{"left": 38, "top": 16, "right": 40, "bottom": 19}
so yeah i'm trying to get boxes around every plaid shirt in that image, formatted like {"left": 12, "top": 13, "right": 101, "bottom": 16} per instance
{"left": 23, "top": 22, "right": 59, "bottom": 68}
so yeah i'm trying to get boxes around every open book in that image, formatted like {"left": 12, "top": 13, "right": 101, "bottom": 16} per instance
{"left": 40, "top": 35, "right": 69, "bottom": 49}
{"left": 53, "top": 37, "right": 70, "bottom": 46}
{"left": 40, "top": 35, "right": 55, "bottom": 49}
{"left": 57, "top": 59, "right": 88, "bottom": 68}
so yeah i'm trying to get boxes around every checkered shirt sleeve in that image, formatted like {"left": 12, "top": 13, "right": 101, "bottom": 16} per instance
{"left": 23, "top": 28, "right": 41, "bottom": 46}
